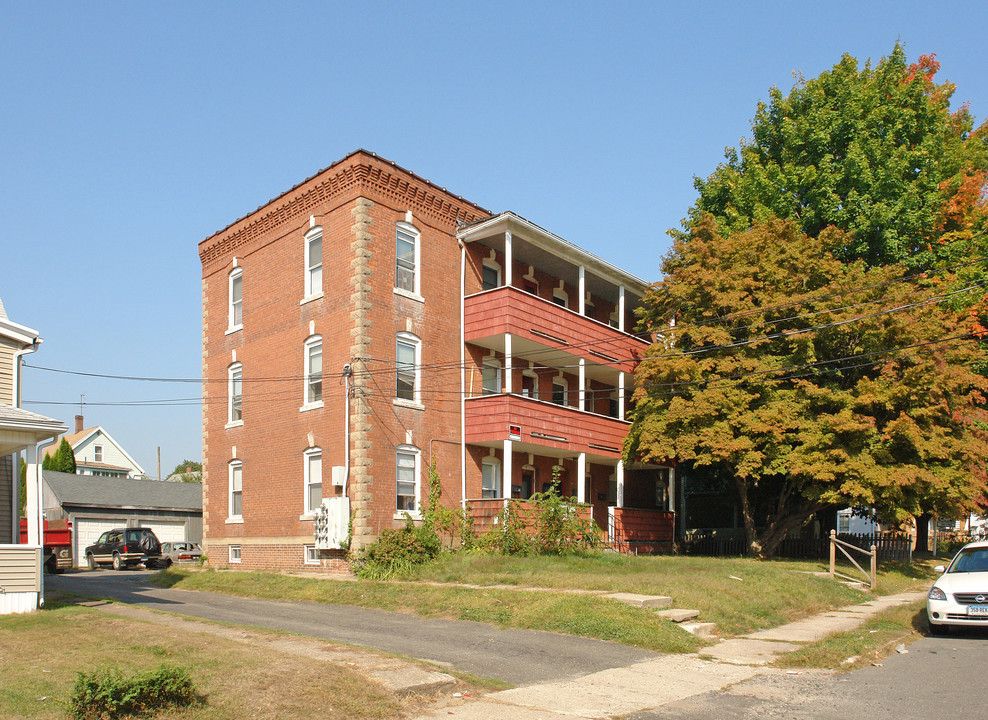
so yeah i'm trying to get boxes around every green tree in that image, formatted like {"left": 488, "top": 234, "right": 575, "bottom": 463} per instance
{"left": 168, "top": 460, "right": 202, "bottom": 482}
{"left": 629, "top": 218, "right": 988, "bottom": 557}
{"left": 686, "top": 45, "right": 988, "bottom": 268}
{"left": 47, "top": 438, "right": 77, "bottom": 474}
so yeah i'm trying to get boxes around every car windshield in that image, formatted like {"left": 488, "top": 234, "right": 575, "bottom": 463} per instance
{"left": 948, "top": 547, "right": 988, "bottom": 573}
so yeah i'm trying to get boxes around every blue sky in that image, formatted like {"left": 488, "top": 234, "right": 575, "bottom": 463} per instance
{"left": 2, "top": 1, "right": 985, "bottom": 476}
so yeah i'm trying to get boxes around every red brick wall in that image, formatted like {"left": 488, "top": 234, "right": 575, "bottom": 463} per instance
{"left": 201, "top": 152, "right": 489, "bottom": 572}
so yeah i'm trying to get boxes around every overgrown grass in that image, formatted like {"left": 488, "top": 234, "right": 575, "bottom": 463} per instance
{"left": 773, "top": 601, "right": 927, "bottom": 671}
{"left": 0, "top": 604, "right": 404, "bottom": 720}
{"left": 404, "top": 552, "right": 933, "bottom": 635}
{"left": 156, "top": 551, "right": 934, "bottom": 645}
{"left": 155, "top": 567, "right": 702, "bottom": 653}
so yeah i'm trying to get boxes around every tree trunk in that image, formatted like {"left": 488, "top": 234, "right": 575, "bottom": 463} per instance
{"left": 734, "top": 474, "right": 761, "bottom": 556}
{"left": 915, "top": 513, "right": 932, "bottom": 553}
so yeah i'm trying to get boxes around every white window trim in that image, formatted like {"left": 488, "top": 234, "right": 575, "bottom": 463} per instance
{"left": 303, "top": 447, "right": 322, "bottom": 516}
{"left": 228, "top": 268, "right": 243, "bottom": 332}
{"left": 304, "top": 545, "right": 320, "bottom": 565}
{"left": 302, "top": 335, "right": 324, "bottom": 410}
{"left": 482, "top": 257, "right": 502, "bottom": 290}
{"left": 552, "top": 287, "right": 569, "bottom": 308}
{"left": 482, "top": 358, "right": 502, "bottom": 396}
{"left": 481, "top": 456, "right": 501, "bottom": 499}
{"left": 94, "top": 444, "right": 103, "bottom": 462}
{"left": 395, "top": 332, "right": 421, "bottom": 405}
{"left": 304, "top": 226, "right": 323, "bottom": 299}
{"left": 394, "top": 445, "right": 421, "bottom": 518}
{"left": 227, "top": 363, "right": 243, "bottom": 428}
{"left": 521, "top": 370, "right": 539, "bottom": 398}
{"left": 229, "top": 460, "right": 243, "bottom": 521}
{"left": 552, "top": 376, "right": 569, "bottom": 406}
{"left": 229, "top": 545, "right": 242, "bottom": 563}
{"left": 395, "top": 222, "right": 421, "bottom": 298}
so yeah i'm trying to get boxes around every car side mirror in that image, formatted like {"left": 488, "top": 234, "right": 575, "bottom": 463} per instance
{"left": 934, "top": 565, "right": 946, "bottom": 574}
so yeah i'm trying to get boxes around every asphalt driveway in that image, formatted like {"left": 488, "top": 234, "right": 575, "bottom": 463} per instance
{"left": 46, "top": 569, "right": 658, "bottom": 686}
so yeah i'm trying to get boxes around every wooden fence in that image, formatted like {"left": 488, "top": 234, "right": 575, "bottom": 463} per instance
{"left": 680, "top": 529, "right": 912, "bottom": 562}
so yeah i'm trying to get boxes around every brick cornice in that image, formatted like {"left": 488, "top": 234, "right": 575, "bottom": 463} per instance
{"left": 199, "top": 150, "right": 491, "bottom": 270}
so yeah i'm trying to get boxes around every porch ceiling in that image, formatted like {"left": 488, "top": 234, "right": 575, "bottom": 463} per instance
{"left": 470, "top": 334, "right": 623, "bottom": 385}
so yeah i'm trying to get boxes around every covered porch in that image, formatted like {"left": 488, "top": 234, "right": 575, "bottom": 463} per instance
{"left": 0, "top": 405, "right": 67, "bottom": 614}
{"left": 464, "top": 437, "right": 676, "bottom": 553}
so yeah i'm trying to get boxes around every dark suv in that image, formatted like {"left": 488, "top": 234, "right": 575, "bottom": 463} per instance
{"left": 85, "top": 527, "right": 163, "bottom": 570}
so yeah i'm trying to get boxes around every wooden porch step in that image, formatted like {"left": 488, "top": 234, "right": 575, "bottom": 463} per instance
{"left": 603, "top": 592, "right": 672, "bottom": 609}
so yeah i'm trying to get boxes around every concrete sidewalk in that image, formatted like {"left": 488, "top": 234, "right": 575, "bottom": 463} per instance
{"left": 413, "top": 590, "right": 927, "bottom": 719}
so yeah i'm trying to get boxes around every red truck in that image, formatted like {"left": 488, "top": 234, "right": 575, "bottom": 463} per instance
{"left": 19, "top": 517, "right": 74, "bottom": 573}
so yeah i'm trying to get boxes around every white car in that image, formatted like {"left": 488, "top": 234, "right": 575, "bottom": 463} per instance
{"left": 927, "top": 540, "right": 988, "bottom": 634}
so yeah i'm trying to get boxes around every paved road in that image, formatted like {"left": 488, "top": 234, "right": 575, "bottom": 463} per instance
{"left": 626, "top": 629, "right": 988, "bottom": 720}
{"left": 46, "top": 569, "right": 658, "bottom": 686}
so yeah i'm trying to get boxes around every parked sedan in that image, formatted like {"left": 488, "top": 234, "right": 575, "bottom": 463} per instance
{"left": 927, "top": 540, "right": 988, "bottom": 634}
{"left": 159, "top": 542, "right": 202, "bottom": 568}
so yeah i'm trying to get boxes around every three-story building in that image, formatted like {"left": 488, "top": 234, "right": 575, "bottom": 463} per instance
{"left": 199, "top": 150, "right": 673, "bottom": 571}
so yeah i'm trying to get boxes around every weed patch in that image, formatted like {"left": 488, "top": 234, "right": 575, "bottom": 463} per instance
{"left": 69, "top": 664, "right": 198, "bottom": 719}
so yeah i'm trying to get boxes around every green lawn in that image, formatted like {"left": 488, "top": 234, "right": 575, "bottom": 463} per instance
{"left": 0, "top": 602, "right": 405, "bottom": 720}
{"left": 155, "top": 551, "right": 935, "bottom": 651}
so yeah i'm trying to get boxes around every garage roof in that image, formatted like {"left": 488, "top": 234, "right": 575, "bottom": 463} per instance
{"left": 43, "top": 470, "right": 203, "bottom": 512}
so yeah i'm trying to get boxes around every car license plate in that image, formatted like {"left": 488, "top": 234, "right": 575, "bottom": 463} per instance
{"left": 968, "top": 605, "right": 988, "bottom": 616}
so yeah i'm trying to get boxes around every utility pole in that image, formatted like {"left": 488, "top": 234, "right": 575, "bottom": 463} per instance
{"left": 157, "top": 446, "right": 161, "bottom": 481}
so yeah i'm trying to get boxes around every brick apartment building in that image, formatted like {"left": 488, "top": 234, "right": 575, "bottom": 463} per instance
{"left": 199, "top": 150, "right": 674, "bottom": 571}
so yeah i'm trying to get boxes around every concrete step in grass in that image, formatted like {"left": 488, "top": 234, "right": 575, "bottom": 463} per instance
{"left": 604, "top": 592, "right": 673, "bottom": 609}
{"left": 655, "top": 608, "right": 700, "bottom": 623}
{"left": 679, "top": 621, "right": 718, "bottom": 638}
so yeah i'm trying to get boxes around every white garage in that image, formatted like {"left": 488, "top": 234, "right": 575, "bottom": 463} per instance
{"left": 75, "top": 517, "right": 120, "bottom": 566}
{"left": 41, "top": 470, "right": 202, "bottom": 568}
{"left": 139, "top": 519, "right": 187, "bottom": 544}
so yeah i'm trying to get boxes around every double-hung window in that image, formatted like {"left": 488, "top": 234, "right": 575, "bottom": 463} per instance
{"left": 396, "top": 446, "right": 419, "bottom": 512}
{"left": 482, "top": 261, "right": 501, "bottom": 291}
{"left": 304, "top": 448, "right": 322, "bottom": 515}
{"left": 305, "top": 227, "right": 323, "bottom": 298}
{"left": 304, "top": 337, "right": 322, "bottom": 406}
{"left": 229, "top": 461, "right": 243, "bottom": 519}
{"left": 229, "top": 268, "right": 243, "bottom": 330}
{"left": 395, "top": 223, "right": 419, "bottom": 295}
{"left": 396, "top": 333, "right": 420, "bottom": 403}
{"left": 481, "top": 359, "right": 501, "bottom": 396}
{"left": 228, "top": 363, "right": 243, "bottom": 424}
{"left": 482, "top": 457, "right": 501, "bottom": 499}
{"left": 94, "top": 445, "right": 103, "bottom": 463}
{"left": 552, "top": 378, "right": 567, "bottom": 406}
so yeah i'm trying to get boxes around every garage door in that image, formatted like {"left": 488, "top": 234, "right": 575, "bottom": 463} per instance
{"left": 139, "top": 520, "right": 186, "bottom": 544}
{"left": 75, "top": 518, "right": 120, "bottom": 567}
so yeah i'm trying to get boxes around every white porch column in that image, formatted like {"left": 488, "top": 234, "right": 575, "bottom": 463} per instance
{"left": 616, "top": 460, "right": 625, "bottom": 508}
{"left": 618, "top": 286, "right": 626, "bottom": 332}
{"left": 25, "top": 444, "right": 40, "bottom": 546}
{"left": 578, "top": 358, "right": 586, "bottom": 412}
{"left": 502, "top": 439, "right": 513, "bottom": 499}
{"left": 578, "top": 265, "right": 586, "bottom": 316}
{"left": 504, "top": 230, "right": 513, "bottom": 287}
{"left": 504, "top": 333, "right": 513, "bottom": 394}
{"left": 618, "top": 372, "right": 626, "bottom": 421}
{"left": 577, "top": 452, "right": 586, "bottom": 503}
{"left": 667, "top": 466, "right": 676, "bottom": 514}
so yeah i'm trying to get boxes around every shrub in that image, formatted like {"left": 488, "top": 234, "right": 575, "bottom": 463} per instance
{"left": 353, "top": 516, "right": 442, "bottom": 580}
{"left": 69, "top": 664, "right": 197, "bottom": 720}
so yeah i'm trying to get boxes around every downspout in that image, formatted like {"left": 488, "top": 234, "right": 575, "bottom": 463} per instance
{"left": 32, "top": 436, "right": 58, "bottom": 608}
{"left": 459, "top": 240, "right": 467, "bottom": 509}
{"left": 11, "top": 339, "right": 41, "bottom": 542}
{"left": 342, "top": 363, "right": 352, "bottom": 495}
